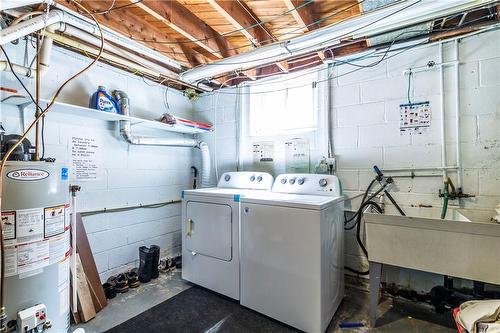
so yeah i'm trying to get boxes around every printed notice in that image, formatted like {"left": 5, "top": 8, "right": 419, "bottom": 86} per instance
{"left": 400, "top": 101, "right": 431, "bottom": 135}
{"left": 44, "top": 205, "right": 65, "bottom": 238}
{"left": 49, "top": 231, "right": 71, "bottom": 264}
{"left": 1, "top": 211, "right": 16, "bottom": 240}
{"left": 70, "top": 134, "right": 102, "bottom": 180}
{"left": 18, "top": 240, "right": 50, "bottom": 275}
{"left": 4, "top": 245, "right": 18, "bottom": 277}
{"left": 285, "top": 138, "right": 310, "bottom": 173}
{"left": 17, "top": 208, "right": 44, "bottom": 243}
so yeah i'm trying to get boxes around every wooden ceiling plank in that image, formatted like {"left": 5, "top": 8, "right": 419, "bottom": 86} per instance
{"left": 206, "top": 0, "right": 275, "bottom": 47}
{"left": 132, "top": 0, "right": 237, "bottom": 58}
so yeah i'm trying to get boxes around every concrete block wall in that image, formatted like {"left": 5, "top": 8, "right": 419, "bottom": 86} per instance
{"left": 1, "top": 43, "right": 201, "bottom": 281}
{"left": 331, "top": 29, "right": 500, "bottom": 290}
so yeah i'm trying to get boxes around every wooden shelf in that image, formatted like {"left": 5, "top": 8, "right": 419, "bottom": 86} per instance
{"left": 1, "top": 92, "right": 212, "bottom": 135}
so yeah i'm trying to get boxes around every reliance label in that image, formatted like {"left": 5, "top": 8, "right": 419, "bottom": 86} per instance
{"left": 6, "top": 169, "right": 49, "bottom": 181}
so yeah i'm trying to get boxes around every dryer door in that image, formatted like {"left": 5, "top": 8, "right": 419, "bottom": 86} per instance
{"left": 185, "top": 201, "right": 232, "bottom": 261}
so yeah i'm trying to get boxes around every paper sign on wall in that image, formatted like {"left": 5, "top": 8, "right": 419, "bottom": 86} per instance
{"left": 285, "top": 138, "right": 310, "bottom": 173}
{"left": 70, "top": 134, "right": 102, "bottom": 180}
{"left": 253, "top": 141, "right": 274, "bottom": 165}
{"left": 400, "top": 101, "right": 431, "bottom": 135}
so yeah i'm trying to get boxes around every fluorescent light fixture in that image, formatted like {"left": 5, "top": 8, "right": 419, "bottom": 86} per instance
{"left": 181, "top": 0, "right": 496, "bottom": 83}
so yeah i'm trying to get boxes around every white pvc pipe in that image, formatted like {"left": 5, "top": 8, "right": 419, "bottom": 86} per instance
{"left": 71, "top": 192, "right": 78, "bottom": 314}
{"left": 439, "top": 42, "right": 447, "bottom": 181}
{"left": 454, "top": 39, "right": 463, "bottom": 189}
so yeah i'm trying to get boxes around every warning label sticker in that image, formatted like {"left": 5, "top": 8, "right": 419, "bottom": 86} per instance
{"left": 17, "top": 208, "right": 44, "bottom": 243}
{"left": 1, "top": 211, "right": 16, "bottom": 240}
{"left": 49, "top": 230, "right": 71, "bottom": 264}
{"left": 18, "top": 240, "right": 50, "bottom": 275}
{"left": 44, "top": 205, "right": 65, "bottom": 238}
{"left": 4, "top": 245, "right": 18, "bottom": 277}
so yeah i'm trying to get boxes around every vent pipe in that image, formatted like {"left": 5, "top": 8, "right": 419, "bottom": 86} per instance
{"left": 114, "top": 91, "right": 211, "bottom": 187}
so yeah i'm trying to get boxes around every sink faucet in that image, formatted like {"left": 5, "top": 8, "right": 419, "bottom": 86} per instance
{"left": 438, "top": 177, "right": 475, "bottom": 219}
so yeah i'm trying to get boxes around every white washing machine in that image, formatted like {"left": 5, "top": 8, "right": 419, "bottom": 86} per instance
{"left": 181, "top": 171, "right": 274, "bottom": 300}
{"left": 240, "top": 174, "right": 345, "bottom": 333}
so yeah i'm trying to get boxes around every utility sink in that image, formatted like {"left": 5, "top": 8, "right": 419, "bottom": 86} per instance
{"left": 364, "top": 208, "right": 500, "bottom": 285}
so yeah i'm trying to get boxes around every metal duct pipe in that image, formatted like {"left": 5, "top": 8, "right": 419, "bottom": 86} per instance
{"left": 0, "top": 0, "right": 53, "bottom": 11}
{"left": 114, "top": 90, "right": 212, "bottom": 187}
{"left": 181, "top": 0, "right": 496, "bottom": 83}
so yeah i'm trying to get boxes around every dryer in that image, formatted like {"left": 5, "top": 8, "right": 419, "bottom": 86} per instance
{"left": 240, "top": 174, "right": 344, "bottom": 333}
{"left": 181, "top": 171, "right": 274, "bottom": 300}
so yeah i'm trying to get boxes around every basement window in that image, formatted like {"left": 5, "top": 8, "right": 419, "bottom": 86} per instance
{"left": 248, "top": 73, "right": 317, "bottom": 137}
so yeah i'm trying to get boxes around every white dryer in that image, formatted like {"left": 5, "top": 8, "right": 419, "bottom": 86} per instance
{"left": 181, "top": 171, "right": 274, "bottom": 300}
{"left": 240, "top": 174, "right": 344, "bottom": 333}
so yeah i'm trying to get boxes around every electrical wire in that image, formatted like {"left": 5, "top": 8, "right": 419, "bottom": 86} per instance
{"left": 206, "top": 13, "right": 499, "bottom": 95}
{"left": 407, "top": 70, "right": 413, "bottom": 104}
{"left": 0, "top": 0, "right": 105, "bottom": 313}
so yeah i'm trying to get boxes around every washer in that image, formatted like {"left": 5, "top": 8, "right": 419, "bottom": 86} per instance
{"left": 181, "top": 171, "right": 274, "bottom": 300}
{"left": 240, "top": 174, "right": 344, "bottom": 333}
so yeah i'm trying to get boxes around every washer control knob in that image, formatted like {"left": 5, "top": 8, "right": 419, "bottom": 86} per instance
{"left": 289, "top": 178, "right": 296, "bottom": 185}
{"left": 280, "top": 178, "right": 287, "bottom": 184}
{"left": 250, "top": 175, "right": 256, "bottom": 182}
{"left": 257, "top": 176, "right": 263, "bottom": 182}
{"left": 319, "top": 178, "right": 328, "bottom": 187}
{"left": 297, "top": 178, "right": 305, "bottom": 185}
{"left": 224, "top": 174, "right": 231, "bottom": 182}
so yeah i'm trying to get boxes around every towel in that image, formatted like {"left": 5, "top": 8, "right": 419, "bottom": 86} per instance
{"left": 457, "top": 300, "right": 500, "bottom": 333}
{"left": 492, "top": 203, "right": 500, "bottom": 223}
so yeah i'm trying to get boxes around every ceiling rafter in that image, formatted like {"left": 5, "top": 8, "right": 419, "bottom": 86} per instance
{"left": 55, "top": 0, "right": 195, "bottom": 67}
{"left": 206, "top": 0, "right": 289, "bottom": 75}
{"left": 132, "top": 0, "right": 237, "bottom": 59}
{"left": 283, "top": 0, "right": 326, "bottom": 63}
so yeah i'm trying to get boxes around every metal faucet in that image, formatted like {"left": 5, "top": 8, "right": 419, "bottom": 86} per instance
{"left": 438, "top": 177, "right": 475, "bottom": 200}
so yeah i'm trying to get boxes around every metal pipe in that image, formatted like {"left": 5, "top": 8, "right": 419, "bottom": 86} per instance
{"left": 35, "top": 33, "right": 41, "bottom": 160}
{"left": 114, "top": 90, "right": 212, "bottom": 187}
{"left": 0, "top": 0, "right": 53, "bottom": 11}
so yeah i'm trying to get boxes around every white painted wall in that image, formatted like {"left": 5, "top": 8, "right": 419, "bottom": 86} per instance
{"left": 1, "top": 43, "right": 203, "bottom": 281}
{"left": 235, "top": 28, "right": 500, "bottom": 292}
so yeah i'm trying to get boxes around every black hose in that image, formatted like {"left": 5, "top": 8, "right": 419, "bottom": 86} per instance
{"left": 344, "top": 200, "right": 383, "bottom": 276}
{"left": 344, "top": 178, "right": 377, "bottom": 225}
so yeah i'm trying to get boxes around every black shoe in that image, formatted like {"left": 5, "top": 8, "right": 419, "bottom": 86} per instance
{"left": 115, "top": 273, "right": 129, "bottom": 293}
{"left": 138, "top": 246, "right": 153, "bottom": 283}
{"left": 150, "top": 245, "right": 160, "bottom": 279}
{"left": 103, "top": 282, "right": 116, "bottom": 299}
{"left": 127, "top": 268, "right": 140, "bottom": 288}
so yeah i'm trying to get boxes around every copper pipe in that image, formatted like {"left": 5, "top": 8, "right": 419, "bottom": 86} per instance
{"left": 35, "top": 33, "right": 41, "bottom": 160}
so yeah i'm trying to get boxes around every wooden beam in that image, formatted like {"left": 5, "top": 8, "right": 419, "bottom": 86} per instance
{"left": 283, "top": 0, "right": 320, "bottom": 32}
{"left": 275, "top": 61, "right": 289, "bottom": 73}
{"left": 283, "top": 0, "right": 325, "bottom": 62}
{"left": 206, "top": 0, "right": 274, "bottom": 47}
{"left": 132, "top": 0, "right": 237, "bottom": 58}
{"left": 55, "top": 0, "right": 193, "bottom": 66}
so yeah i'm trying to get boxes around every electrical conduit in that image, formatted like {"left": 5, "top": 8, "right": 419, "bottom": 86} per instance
{"left": 114, "top": 91, "right": 211, "bottom": 187}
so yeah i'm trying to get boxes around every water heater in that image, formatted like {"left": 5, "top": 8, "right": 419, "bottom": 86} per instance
{"left": 2, "top": 161, "right": 71, "bottom": 332}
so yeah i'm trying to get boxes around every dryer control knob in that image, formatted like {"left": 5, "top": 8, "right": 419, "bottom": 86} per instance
{"left": 257, "top": 176, "right": 263, "bottom": 182}
{"left": 250, "top": 175, "right": 256, "bottom": 182}
{"left": 297, "top": 178, "right": 305, "bottom": 185}
{"left": 280, "top": 178, "right": 287, "bottom": 184}
{"left": 289, "top": 178, "right": 296, "bottom": 185}
{"left": 224, "top": 174, "right": 231, "bottom": 182}
{"left": 319, "top": 178, "right": 328, "bottom": 187}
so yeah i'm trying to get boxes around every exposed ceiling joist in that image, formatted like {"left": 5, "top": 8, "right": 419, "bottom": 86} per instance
{"left": 132, "top": 0, "right": 237, "bottom": 58}
{"left": 206, "top": 0, "right": 275, "bottom": 47}
{"left": 283, "top": 0, "right": 326, "bottom": 62}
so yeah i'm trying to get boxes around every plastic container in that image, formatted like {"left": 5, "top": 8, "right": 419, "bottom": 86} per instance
{"left": 89, "top": 86, "right": 120, "bottom": 113}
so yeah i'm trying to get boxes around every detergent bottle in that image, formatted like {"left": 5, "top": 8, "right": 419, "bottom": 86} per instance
{"left": 90, "top": 86, "right": 121, "bottom": 113}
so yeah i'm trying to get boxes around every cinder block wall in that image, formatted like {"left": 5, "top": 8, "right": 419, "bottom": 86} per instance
{"left": 331, "top": 30, "right": 500, "bottom": 291}
{"left": 1, "top": 44, "right": 219, "bottom": 282}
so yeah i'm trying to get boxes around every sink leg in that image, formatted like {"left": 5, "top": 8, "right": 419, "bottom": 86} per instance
{"left": 369, "top": 262, "right": 382, "bottom": 328}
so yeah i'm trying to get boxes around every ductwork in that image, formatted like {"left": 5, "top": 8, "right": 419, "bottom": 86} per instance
{"left": 0, "top": 7, "right": 182, "bottom": 80}
{"left": 181, "top": 0, "right": 497, "bottom": 83}
{"left": 114, "top": 90, "right": 212, "bottom": 187}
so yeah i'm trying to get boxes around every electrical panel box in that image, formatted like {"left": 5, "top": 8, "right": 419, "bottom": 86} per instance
{"left": 17, "top": 304, "right": 47, "bottom": 332}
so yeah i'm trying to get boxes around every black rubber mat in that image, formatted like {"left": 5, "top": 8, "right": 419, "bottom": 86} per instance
{"left": 104, "top": 286, "right": 299, "bottom": 333}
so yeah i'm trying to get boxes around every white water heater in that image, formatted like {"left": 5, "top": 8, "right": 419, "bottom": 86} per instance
{"left": 2, "top": 161, "right": 71, "bottom": 333}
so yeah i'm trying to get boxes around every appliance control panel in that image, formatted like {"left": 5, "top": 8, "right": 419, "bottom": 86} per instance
{"left": 17, "top": 304, "right": 47, "bottom": 333}
{"left": 272, "top": 174, "right": 341, "bottom": 196}
{"left": 217, "top": 172, "right": 274, "bottom": 190}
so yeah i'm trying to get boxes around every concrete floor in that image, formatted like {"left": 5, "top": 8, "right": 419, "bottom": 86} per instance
{"left": 74, "top": 271, "right": 457, "bottom": 333}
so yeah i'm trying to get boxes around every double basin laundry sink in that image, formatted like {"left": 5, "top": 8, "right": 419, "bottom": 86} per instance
{"left": 364, "top": 207, "right": 500, "bottom": 285}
